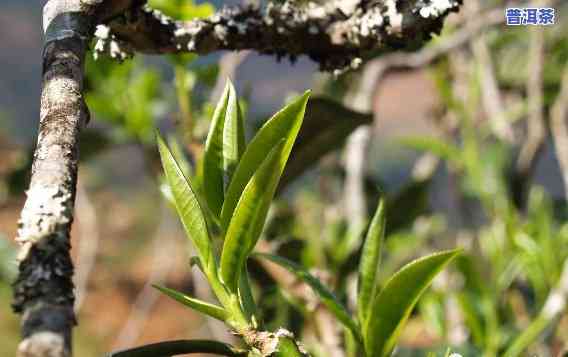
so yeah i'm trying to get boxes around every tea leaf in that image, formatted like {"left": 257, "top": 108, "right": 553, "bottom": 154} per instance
{"left": 357, "top": 197, "right": 386, "bottom": 328}
{"left": 203, "top": 80, "right": 245, "bottom": 217}
{"left": 220, "top": 141, "right": 286, "bottom": 292}
{"left": 365, "top": 250, "right": 460, "bottom": 357}
{"left": 220, "top": 91, "right": 310, "bottom": 229}
{"left": 154, "top": 285, "right": 228, "bottom": 322}
{"left": 157, "top": 134, "right": 216, "bottom": 275}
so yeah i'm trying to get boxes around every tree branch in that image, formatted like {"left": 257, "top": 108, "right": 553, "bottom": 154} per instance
{"left": 12, "top": 1, "right": 104, "bottom": 356}
{"left": 468, "top": 0, "right": 512, "bottom": 143}
{"left": 99, "top": 0, "right": 463, "bottom": 71}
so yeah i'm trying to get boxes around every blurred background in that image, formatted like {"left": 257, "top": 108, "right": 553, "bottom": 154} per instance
{"left": 2, "top": 0, "right": 568, "bottom": 355}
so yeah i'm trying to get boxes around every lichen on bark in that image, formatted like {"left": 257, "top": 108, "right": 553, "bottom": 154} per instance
{"left": 101, "top": 0, "right": 462, "bottom": 71}
{"left": 13, "top": 1, "right": 102, "bottom": 356}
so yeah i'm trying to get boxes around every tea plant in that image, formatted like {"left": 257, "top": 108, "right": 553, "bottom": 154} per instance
{"left": 107, "top": 81, "right": 460, "bottom": 356}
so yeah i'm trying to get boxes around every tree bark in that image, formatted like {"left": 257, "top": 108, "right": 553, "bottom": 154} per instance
{"left": 101, "top": 0, "right": 463, "bottom": 71}
{"left": 12, "top": 1, "right": 103, "bottom": 356}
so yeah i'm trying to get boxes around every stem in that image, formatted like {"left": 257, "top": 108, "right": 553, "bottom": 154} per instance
{"left": 203, "top": 265, "right": 251, "bottom": 332}
{"left": 274, "top": 336, "right": 307, "bottom": 357}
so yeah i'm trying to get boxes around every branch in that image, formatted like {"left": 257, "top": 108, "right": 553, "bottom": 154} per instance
{"left": 368, "top": 5, "right": 504, "bottom": 75}
{"left": 468, "top": 1, "right": 512, "bottom": 144}
{"left": 12, "top": 1, "right": 104, "bottom": 356}
{"left": 331, "top": 4, "right": 504, "bottom": 117}
{"left": 99, "top": 0, "right": 463, "bottom": 71}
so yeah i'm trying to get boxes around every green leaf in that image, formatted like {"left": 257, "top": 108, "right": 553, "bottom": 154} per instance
{"left": 157, "top": 134, "right": 216, "bottom": 275}
{"left": 153, "top": 285, "right": 228, "bottom": 322}
{"left": 357, "top": 197, "right": 386, "bottom": 328}
{"left": 223, "top": 90, "right": 246, "bottom": 189}
{"left": 502, "top": 314, "right": 550, "bottom": 357}
{"left": 106, "top": 339, "right": 245, "bottom": 357}
{"left": 255, "top": 253, "right": 362, "bottom": 343}
{"left": 220, "top": 91, "right": 310, "bottom": 229}
{"left": 365, "top": 249, "right": 460, "bottom": 357}
{"left": 220, "top": 141, "right": 286, "bottom": 292}
{"left": 203, "top": 80, "right": 245, "bottom": 217}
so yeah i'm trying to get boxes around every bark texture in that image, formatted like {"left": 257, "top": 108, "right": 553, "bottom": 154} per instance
{"left": 99, "top": 0, "right": 462, "bottom": 71}
{"left": 12, "top": 1, "right": 102, "bottom": 356}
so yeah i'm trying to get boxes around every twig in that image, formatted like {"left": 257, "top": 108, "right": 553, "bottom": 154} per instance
{"left": 376, "top": 6, "right": 504, "bottom": 70}
{"left": 210, "top": 51, "right": 251, "bottom": 103}
{"left": 345, "top": 4, "right": 505, "bottom": 111}
{"left": 338, "top": 61, "right": 379, "bottom": 259}
{"left": 467, "top": 0, "right": 513, "bottom": 143}
{"left": 342, "top": 127, "right": 371, "bottom": 244}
